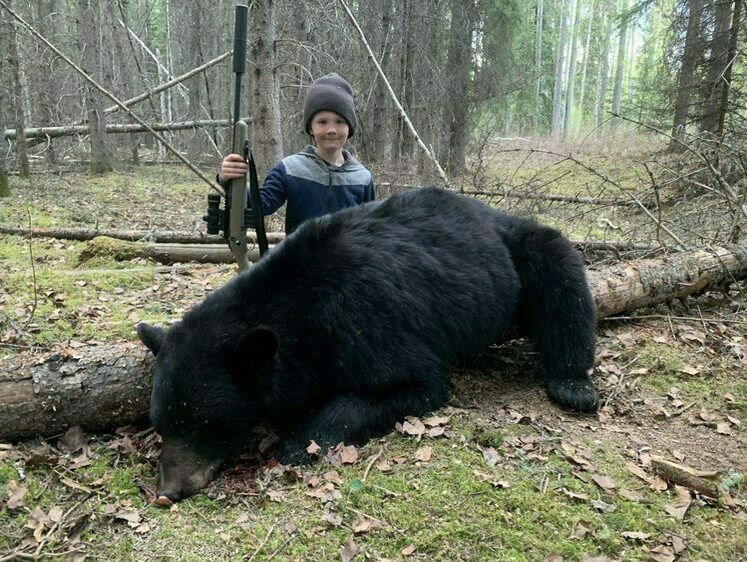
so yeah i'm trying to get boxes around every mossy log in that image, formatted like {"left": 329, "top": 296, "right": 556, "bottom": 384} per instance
{"left": 0, "top": 243, "right": 745, "bottom": 442}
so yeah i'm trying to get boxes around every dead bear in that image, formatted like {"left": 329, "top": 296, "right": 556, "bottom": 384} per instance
{"left": 137, "top": 187, "right": 598, "bottom": 500}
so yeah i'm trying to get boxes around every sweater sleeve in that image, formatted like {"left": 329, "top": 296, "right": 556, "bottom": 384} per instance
{"left": 251, "top": 163, "right": 288, "bottom": 216}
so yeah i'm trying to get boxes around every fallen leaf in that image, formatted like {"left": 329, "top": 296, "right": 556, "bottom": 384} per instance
{"left": 591, "top": 499, "right": 617, "bottom": 512}
{"left": 306, "top": 441, "right": 322, "bottom": 455}
{"left": 592, "top": 474, "right": 617, "bottom": 491}
{"left": 674, "top": 484, "right": 691, "bottom": 503}
{"left": 267, "top": 490, "right": 284, "bottom": 502}
{"left": 400, "top": 419, "right": 426, "bottom": 437}
{"left": 625, "top": 462, "right": 650, "bottom": 482}
{"left": 479, "top": 446, "right": 500, "bottom": 467}
{"left": 323, "top": 471, "right": 343, "bottom": 485}
{"left": 663, "top": 502, "right": 690, "bottom": 519}
{"left": 7, "top": 481, "right": 27, "bottom": 510}
{"left": 621, "top": 531, "right": 650, "bottom": 540}
{"left": 322, "top": 512, "right": 343, "bottom": 527}
{"left": 401, "top": 544, "right": 416, "bottom": 556}
{"left": 618, "top": 488, "right": 645, "bottom": 502}
{"left": 680, "top": 364, "right": 700, "bottom": 375}
{"left": 560, "top": 488, "right": 589, "bottom": 502}
{"left": 572, "top": 520, "right": 593, "bottom": 540}
{"left": 649, "top": 476, "right": 668, "bottom": 492}
{"left": 413, "top": 446, "right": 433, "bottom": 462}
{"left": 352, "top": 515, "right": 384, "bottom": 534}
{"left": 339, "top": 535, "right": 360, "bottom": 562}
{"left": 422, "top": 415, "right": 449, "bottom": 427}
{"left": 715, "top": 422, "right": 732, "bottom": 435}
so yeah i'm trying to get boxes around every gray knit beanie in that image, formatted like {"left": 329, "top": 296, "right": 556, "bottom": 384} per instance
{"left": 303, "top": 73, "right": 357, "bottom": 138}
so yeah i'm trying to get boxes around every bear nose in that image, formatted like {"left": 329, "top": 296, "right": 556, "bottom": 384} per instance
{"left": 159, "top": 488, "right": 183, "bottom": 502}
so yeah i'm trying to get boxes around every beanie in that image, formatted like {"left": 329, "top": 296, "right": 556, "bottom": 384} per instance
{"left": 303, "top": 73, "right": 357, "bottom": 138}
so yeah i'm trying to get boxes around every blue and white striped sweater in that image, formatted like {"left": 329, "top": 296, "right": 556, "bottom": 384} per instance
{"left": 256, "top": 145, "right": 375, "bottom": 234}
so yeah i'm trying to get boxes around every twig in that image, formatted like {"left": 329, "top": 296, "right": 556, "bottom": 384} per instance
{"left": 603, "top": 314, "right": 747, "bottom": 326}
{"left": 247, "top": 523, "right": 277, "bottom": 562}
{"left": 20, "top": 211, "right": 38, "bottom": 332}
{"left": 362, "top": 447, "right": 383, "bottom": 482}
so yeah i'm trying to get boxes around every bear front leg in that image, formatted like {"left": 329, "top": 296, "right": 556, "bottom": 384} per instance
{"left": 507, "top": 224, "right": 599, "bottom": 411}
{"left": 275, "top": 384, "right": 448, "bottom": 465}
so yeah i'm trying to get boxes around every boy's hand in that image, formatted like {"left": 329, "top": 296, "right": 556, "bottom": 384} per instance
{"left": 220, "top": 153, "right": 248, "bottom": 180}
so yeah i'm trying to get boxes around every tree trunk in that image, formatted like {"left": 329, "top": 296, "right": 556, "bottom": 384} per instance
{"left": 77, "top": 0, "right": 113, "bottom": 173}
{"left": 33, "top": 0, "right": 60, "bottom": 167}
{"left": 700, "top": 0, "right": 733, "bottom": 133}
{"left": 395, "top": 0, "right": 415, "bottom": 162}
{"left": 611, "top": 0, "right": 629, "bottom": 119}
{"left": 534, "top": 0, "right": 544, "bottom": 128}
{"left": 564, "top": 0, "right": 582, "bottom": 137}
{"left": 186, "top": 0, "right": 205, "bottom": 163}
{"left": 551, "top": 2, "right": 569, "bottom": 136}
{"left": 717, "top": 0, "right": 742, "bottom": 136}
{"left": 0, "top": 8, "right": 10, "bottom": 197}
{"left": 249, "top": 0, "right": 284, "bottom": 174}
{"left": 670, "top": 0, "right": 703, "bottom": 145}
{"left": 2, "top": 243, "right": 746, "bottom": 441}
{"left": 2, "top": 5, "right": 30, "bottom": 177}
{"left": 577, "top": 0, "right": 596, "bottom": 121}
{"left": 594, "top": 5, "right": 611, "bottom": 127}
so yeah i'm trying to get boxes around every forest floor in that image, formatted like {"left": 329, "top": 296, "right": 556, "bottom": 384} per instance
{"left": 0, "top": 141, "right": 745, "bottom": 561}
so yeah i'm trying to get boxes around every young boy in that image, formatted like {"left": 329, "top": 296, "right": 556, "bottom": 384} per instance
{"left": 219, "top": 73, "right": 375, "bottom": 234}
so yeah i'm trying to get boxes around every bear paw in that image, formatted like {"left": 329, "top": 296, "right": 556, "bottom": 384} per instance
{"left": 275, "top": 438, "right": 318, "bottom": 466}
{"left": 547, "top": 377, "right": 599, "bottom": 412}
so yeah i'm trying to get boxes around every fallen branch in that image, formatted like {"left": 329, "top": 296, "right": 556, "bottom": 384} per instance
{"left": 0, "top": 225, "right": 285, "bottom": 245}
{"left": 4, "top": 118, "right": 249, "bottom": 141}
{"left": 1, "top": 243, "right": 745, "bottom": 441}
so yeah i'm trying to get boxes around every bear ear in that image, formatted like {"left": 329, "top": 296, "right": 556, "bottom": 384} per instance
{"left": 236, "top": 326, "right": 278, "bottom": 366}
{"left": 137, "top": 322, "right": 166, "bottom": 356}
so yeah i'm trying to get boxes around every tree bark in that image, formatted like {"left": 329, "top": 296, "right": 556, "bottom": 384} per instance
{"left": 699, "top": 0, "right": 733, "bottom": 133}
{"left": 2, "top": 5, "right": 30, "bottom": 177}
{"left": 670, "top": 0, "right": 703, "bottom": 145}
{"left": 611, "top": 0, "right": 629, "bottom": 119}
{"left": 564, "top": 0, "right": 581, "bottom": 137}
{"left": 534, "top": 0, "right": 544, "bottom": 128}
{"left": 5, "top": 118, "right": 249, "bottom": 141}
{"left": 1, "top": 243, "right": 746, "bottom": 441}
{"left": 249, "top": 0, "right": 283, "bottom": 174}
{"left": 717, "top": 0, "right": 742, "bottom": 136}
{"left": 77, "top": 0, "right": 113, "bottom": 173}
{"left": 0, "top": 7, "right": 10, "bottom": 197}
{"left": 0, "top": 226, "right": 285, "bottom": 245}
{"left": 551, "top": 1, "right": 569, "bottom": 136}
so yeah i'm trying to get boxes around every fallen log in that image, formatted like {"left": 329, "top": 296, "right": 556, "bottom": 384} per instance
{"left": 1, "top": 226, "right": 659, "bottom": 256}
{"left": 0, "top": 225, "right": 286, "bottom": 245}
{"left": 4, "top": 118, "right": 249, "bottom": 141}
{"left": 1, "top": 243, "right": 745, "bottom": 442}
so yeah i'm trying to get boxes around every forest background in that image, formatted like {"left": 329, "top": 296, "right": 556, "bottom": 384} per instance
{"left": 0, "top": 0, "right": 744, "bottom": 187}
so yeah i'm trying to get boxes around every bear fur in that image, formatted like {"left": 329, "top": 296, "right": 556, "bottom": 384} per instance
{"left": 137, "top": 187, "right": 598, "bottom": 500}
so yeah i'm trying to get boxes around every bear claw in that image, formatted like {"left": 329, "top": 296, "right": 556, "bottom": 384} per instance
{"left": 547, "top": 378, "right": 599, "bottom": 412}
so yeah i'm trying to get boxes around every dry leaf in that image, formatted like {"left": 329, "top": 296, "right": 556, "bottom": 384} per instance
{"left": 618, "top": 488, "right": 644, "bottom": 502}
{"left": 621, "top": 531, "right": 650, "bottom": 540}
{"left": 352, "top": 515, "right": 384, "bottom": 534}
{"left": 323, "top": 471, "right": 343, "bottom": 485}
{"left": 422, "top": 415, "right": 449, "bottom": 427}
{"left": 560, "top": 488, "right": 589, "bottom": 502}
{"left": 625, "top": 462, "right": 649, "bottom": 482}
{"left": 307, "top": 440, "right": 322, "bottom": 455}
{"left": 715, "top": 422, "right": 732, "bottom": 435}
{"left": 339, "top": 535, "right": 360, "bottom": 562}
{"left": 400, "top": 419, "right": 426, "bottom": 437}
{"left": 592, "top": 474, "right": 617, "bottom": 491}
{"left": 680, "top": 364, "right": 700, "bottom": 375}
{"left": 480, "top": 446, "right": 500, "bottom": 467}
{"left": 322, "top": 512, "right": 343, "bottom": 527}
{"left": 572, "top": 520, "right": 593, "bottom": 540}
{"left": 7, "top": 481, "right": 27, "bottom": 510}
{"left": 413, "top": 446, "right": 433, "bottom": 462}
{"left": 663, "top": 502, "right": 690, "bottom": 519}
{"left": 649, "top": 476, "right": 668, "bottom": 492}
{"left": 401, "top": 544, "right": 416, "bottom": 556}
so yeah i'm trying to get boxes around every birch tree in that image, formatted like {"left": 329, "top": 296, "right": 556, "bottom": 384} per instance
{"left": 551, "top": 2, "right": 569, "bottom": 136}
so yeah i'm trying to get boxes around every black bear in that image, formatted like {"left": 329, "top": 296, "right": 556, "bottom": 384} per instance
{"left": 137, "top": 187, "right": 598, "bottom": 500}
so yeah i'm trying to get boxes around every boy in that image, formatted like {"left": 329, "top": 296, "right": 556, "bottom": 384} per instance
{"left": 219, "top": 73, "right": 375, "bottom": 234}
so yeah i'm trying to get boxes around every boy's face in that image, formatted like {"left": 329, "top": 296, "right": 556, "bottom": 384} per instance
{"left": 309, "top": 111, "right": 349, "bottom": 153}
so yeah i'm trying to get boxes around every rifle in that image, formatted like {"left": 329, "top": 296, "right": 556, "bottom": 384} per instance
{"left": 203, "top": 4, "right": 269, "bottom": 270}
